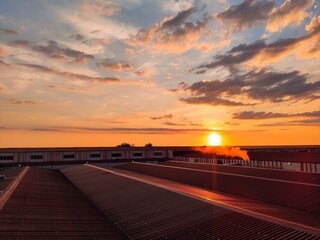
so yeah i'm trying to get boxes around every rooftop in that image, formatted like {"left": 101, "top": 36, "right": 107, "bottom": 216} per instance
{"left": 0, "top": 161, "right": 319, "bottom": 239}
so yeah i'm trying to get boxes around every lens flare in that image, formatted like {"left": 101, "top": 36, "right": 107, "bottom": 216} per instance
{"left": 207, "top": 132, "right": 222, "bottom": 146}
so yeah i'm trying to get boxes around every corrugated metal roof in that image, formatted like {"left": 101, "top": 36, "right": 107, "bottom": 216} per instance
{"left": 0, "top": 167, "right": 124, "bottom": 240}
{"left": 117, "top": 162, "right": 320, "bottom": 214}
{"left": 162, "top": 161, "right": 320, "bottom": 184}
{"left": 61, "top": 165, "right": 320, "bottom": 240}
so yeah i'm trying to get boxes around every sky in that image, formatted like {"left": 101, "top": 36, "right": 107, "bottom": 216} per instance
{"left": 0, "top": 0, "right": 319, "bottom": 147}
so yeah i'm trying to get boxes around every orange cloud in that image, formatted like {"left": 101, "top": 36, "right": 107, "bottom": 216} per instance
{"left": 267, "top": 0, "right": 314, "bottom": 32}
{"left": 0, "top": 48, "right": 4, "bottom": 56}
{"left": 196, "top": 39, "right": 231, "bottom": 52}
{"left": 301, "top": 16, "right": 320, "bottom": 58}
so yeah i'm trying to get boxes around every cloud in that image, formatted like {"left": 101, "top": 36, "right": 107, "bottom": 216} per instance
{"left": 233, "top": 110, "right": 320, "bottom": 119}
{"left": 0, "top": 126, "right": 213, "bottom": 134}
{"left": 19, "top": 64, "right": 120, "bottom": 83}
{"left": 80, "top": 1, "right": 120, "bottom": 17}
{"left": 161, "top": 6, "right": 195, "bottom": 29}
{"left": 126, "top": 6, "right": 212, "bottom": 53}
{"left": 266, "top": 0, "right": 314, "bottom": 32}
{"left": 224, "top": 122, "right": 239, "bottom": 126}
{"left": 195, "top": 69, "right": 206, "bottom": 74}
{"left": 16, "top": 62, "right": 120, "bottom": 84}
{"left": 48, "top": 85, "right": 92, "bottom": 93}
{"left": 150, "top": 114, "right": 173, "bottom": 120}
{"left": 32, "top": 40, "right": 95, "bottom": 64}
{"left": 243, "top": 69, "right": 320, "bottom": 102}
{"left": 8, "top": 98, "right": 43, "bottom": 105}
{"left": 257, "top": 118, "right": 320, "bottom": 126}
{"left": 162, "top": 121, "right": 186, "bottom": 126}
{"left": 7, "top": 40, "right": 31, "bottom": 48}
{"left": 302, "top": 16, "right": 320, "bottom": 58}
{"left": 0, "top": 85, "right": 4, "bottom": 91}
{"left": 198, "top": 21, "right": 320, "bottom": 71}
{"left": 1, "top": 60, "right": 151, "bottom": 87}
{"left": 216, "top": 0, "right": 275, "bottom": 30}
{"left": 216, "top": 0, "right": 314, "bottom": 32}
{"left": 8, "top": 40, "right": 95, "bottom": 64}
{"left": 306, "top": 15, "right": 320, "bottom": 33}
{"left": 196, "top": 39, "right": 231, "bottom": 52}
{"left": 134, "top": 69, "right": 151, "bottom": 77}
{"left": 176, "top": 77, "right": 251, "bottom": 106}
{"left": 0, "top": 27, "right": 19, "bottom": 35}
{"left": 151, "top": 113, "right": 203, "bottom": 127}
{"left": 69, "top": 33, "right": 108, "bottom": 46}
{"left": 96, "top": 58, "right": 134, "bottom": 71}
{"left": 175, "top": 68, "right": 320, "bottom": 106}
{"left": 0, "top": 48, "right": 4, "bottom": 56}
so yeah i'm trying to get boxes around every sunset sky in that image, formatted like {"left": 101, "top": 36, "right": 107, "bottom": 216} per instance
{"left": 0, "top": 0, "right": 319, "bottom": 147}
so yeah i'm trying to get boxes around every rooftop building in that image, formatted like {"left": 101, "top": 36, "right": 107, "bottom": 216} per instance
{"left": 0, "top": 146, "right": 319, "bottom": 239}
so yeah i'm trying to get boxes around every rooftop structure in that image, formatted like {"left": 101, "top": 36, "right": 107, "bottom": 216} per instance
{"left": 0, "top": 149, "right": 319, "bottom": 239}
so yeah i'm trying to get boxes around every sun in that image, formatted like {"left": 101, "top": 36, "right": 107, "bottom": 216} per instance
{"left": 207, "top": 132, "right": 222, "bottom": 146}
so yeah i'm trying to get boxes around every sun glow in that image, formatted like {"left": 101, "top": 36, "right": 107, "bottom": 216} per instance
{"left": 207, "top": 132, "right": 222, "bottom": 146}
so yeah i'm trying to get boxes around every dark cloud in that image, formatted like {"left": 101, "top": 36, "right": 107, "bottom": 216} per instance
{"left": 257, "top": 118, "right": 320, "bottom": 126}
{"left": 96, "top": 58, "right": 134, "bottom": 71}
{"left": 295, "top": 111, "right": 320, "bottom": 117}
{"left": 8, "top": 98, "right": 43, "bottom": 105}
{"left": 234, "top": 110, "right": 320, "bottom": 119}
{"left": 198, "top": 22, "right": 320, "bottom": 71}
{"left": 70, "top": 33, "right": 86, "bottom": 41}
{"left": 7, "top": 40, "right": 94, "bottom": 64}
{"left": 224, "top": 122, "right": 239, "bottom": 126}
{"left": 233, "top": 111, "right": 288, "bottom": 119}
{"left": 0, "top": 126, "right": 213, "bottom": 134}
{"left": 198, "top": 38, "right": 296, "bottom": 70}
{"left": 195, "top": 69, "right": 206, "bottom": 74}
{"left": 151, "top": 114, "right": 202, "bottom": 127}
{"left": 198, "top": 15, "right": 320, "bottom": 72}
{"left": 161, "top": 7, "right": 195, "bottom": 29}
{"left": 7, "top": 40, "right": 31, "bottom": 48}
{"left": 18, "top": 63, "right": 120, "bottom": 84}
{"left": 175, "top": 68, "right": 320, "bottom": 106}
{"left": 217, "top": 0, "right": 274, "bottom": 30}
{"left": 162, "top": 121, "right": 186, "bottom": 126}
{"left": 177, "top": 77, "right": 250, "bottom": 106}
{"left": 217, "top": 0, "right": 314, "bottom": 32}
{"left": 69, "top": 33, "right": 108, "bottom": 46}
{"left": 126, "top": 6, "right": 211, "bottom": 53}
{"left": 243, "top": 69, "right": 320, "bottom": 102}
{"left": 150, "top": 114, "right": 173, "bottom": 120}
{"left": 32, "top": 40, "right": 94, "bottom": 64}
{"left": 0, "top": 27, "right": 19, "bottom": 35}
{"left": 181, "top": 95, "right": 248, "bottom": 106}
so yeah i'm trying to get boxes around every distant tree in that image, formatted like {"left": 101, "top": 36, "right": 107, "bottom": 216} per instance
{"left": 145, "top": 143, "right": 153, "bottom": 147}
{"left": 117, "top": 143, "right": 133, "bottom": 147}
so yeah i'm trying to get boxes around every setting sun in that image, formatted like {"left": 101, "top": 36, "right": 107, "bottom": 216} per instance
{"left": 207, "top": 132, "right": 222, "bottom": 146}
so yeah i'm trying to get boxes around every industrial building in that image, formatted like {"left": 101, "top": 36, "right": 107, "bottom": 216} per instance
{"left": 0, "top": 146, "right": 319, "bottom": 239}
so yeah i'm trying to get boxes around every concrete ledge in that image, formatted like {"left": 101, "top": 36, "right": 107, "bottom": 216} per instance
{"left": 0, "top": 167, "right": 29, "bottom": 210}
